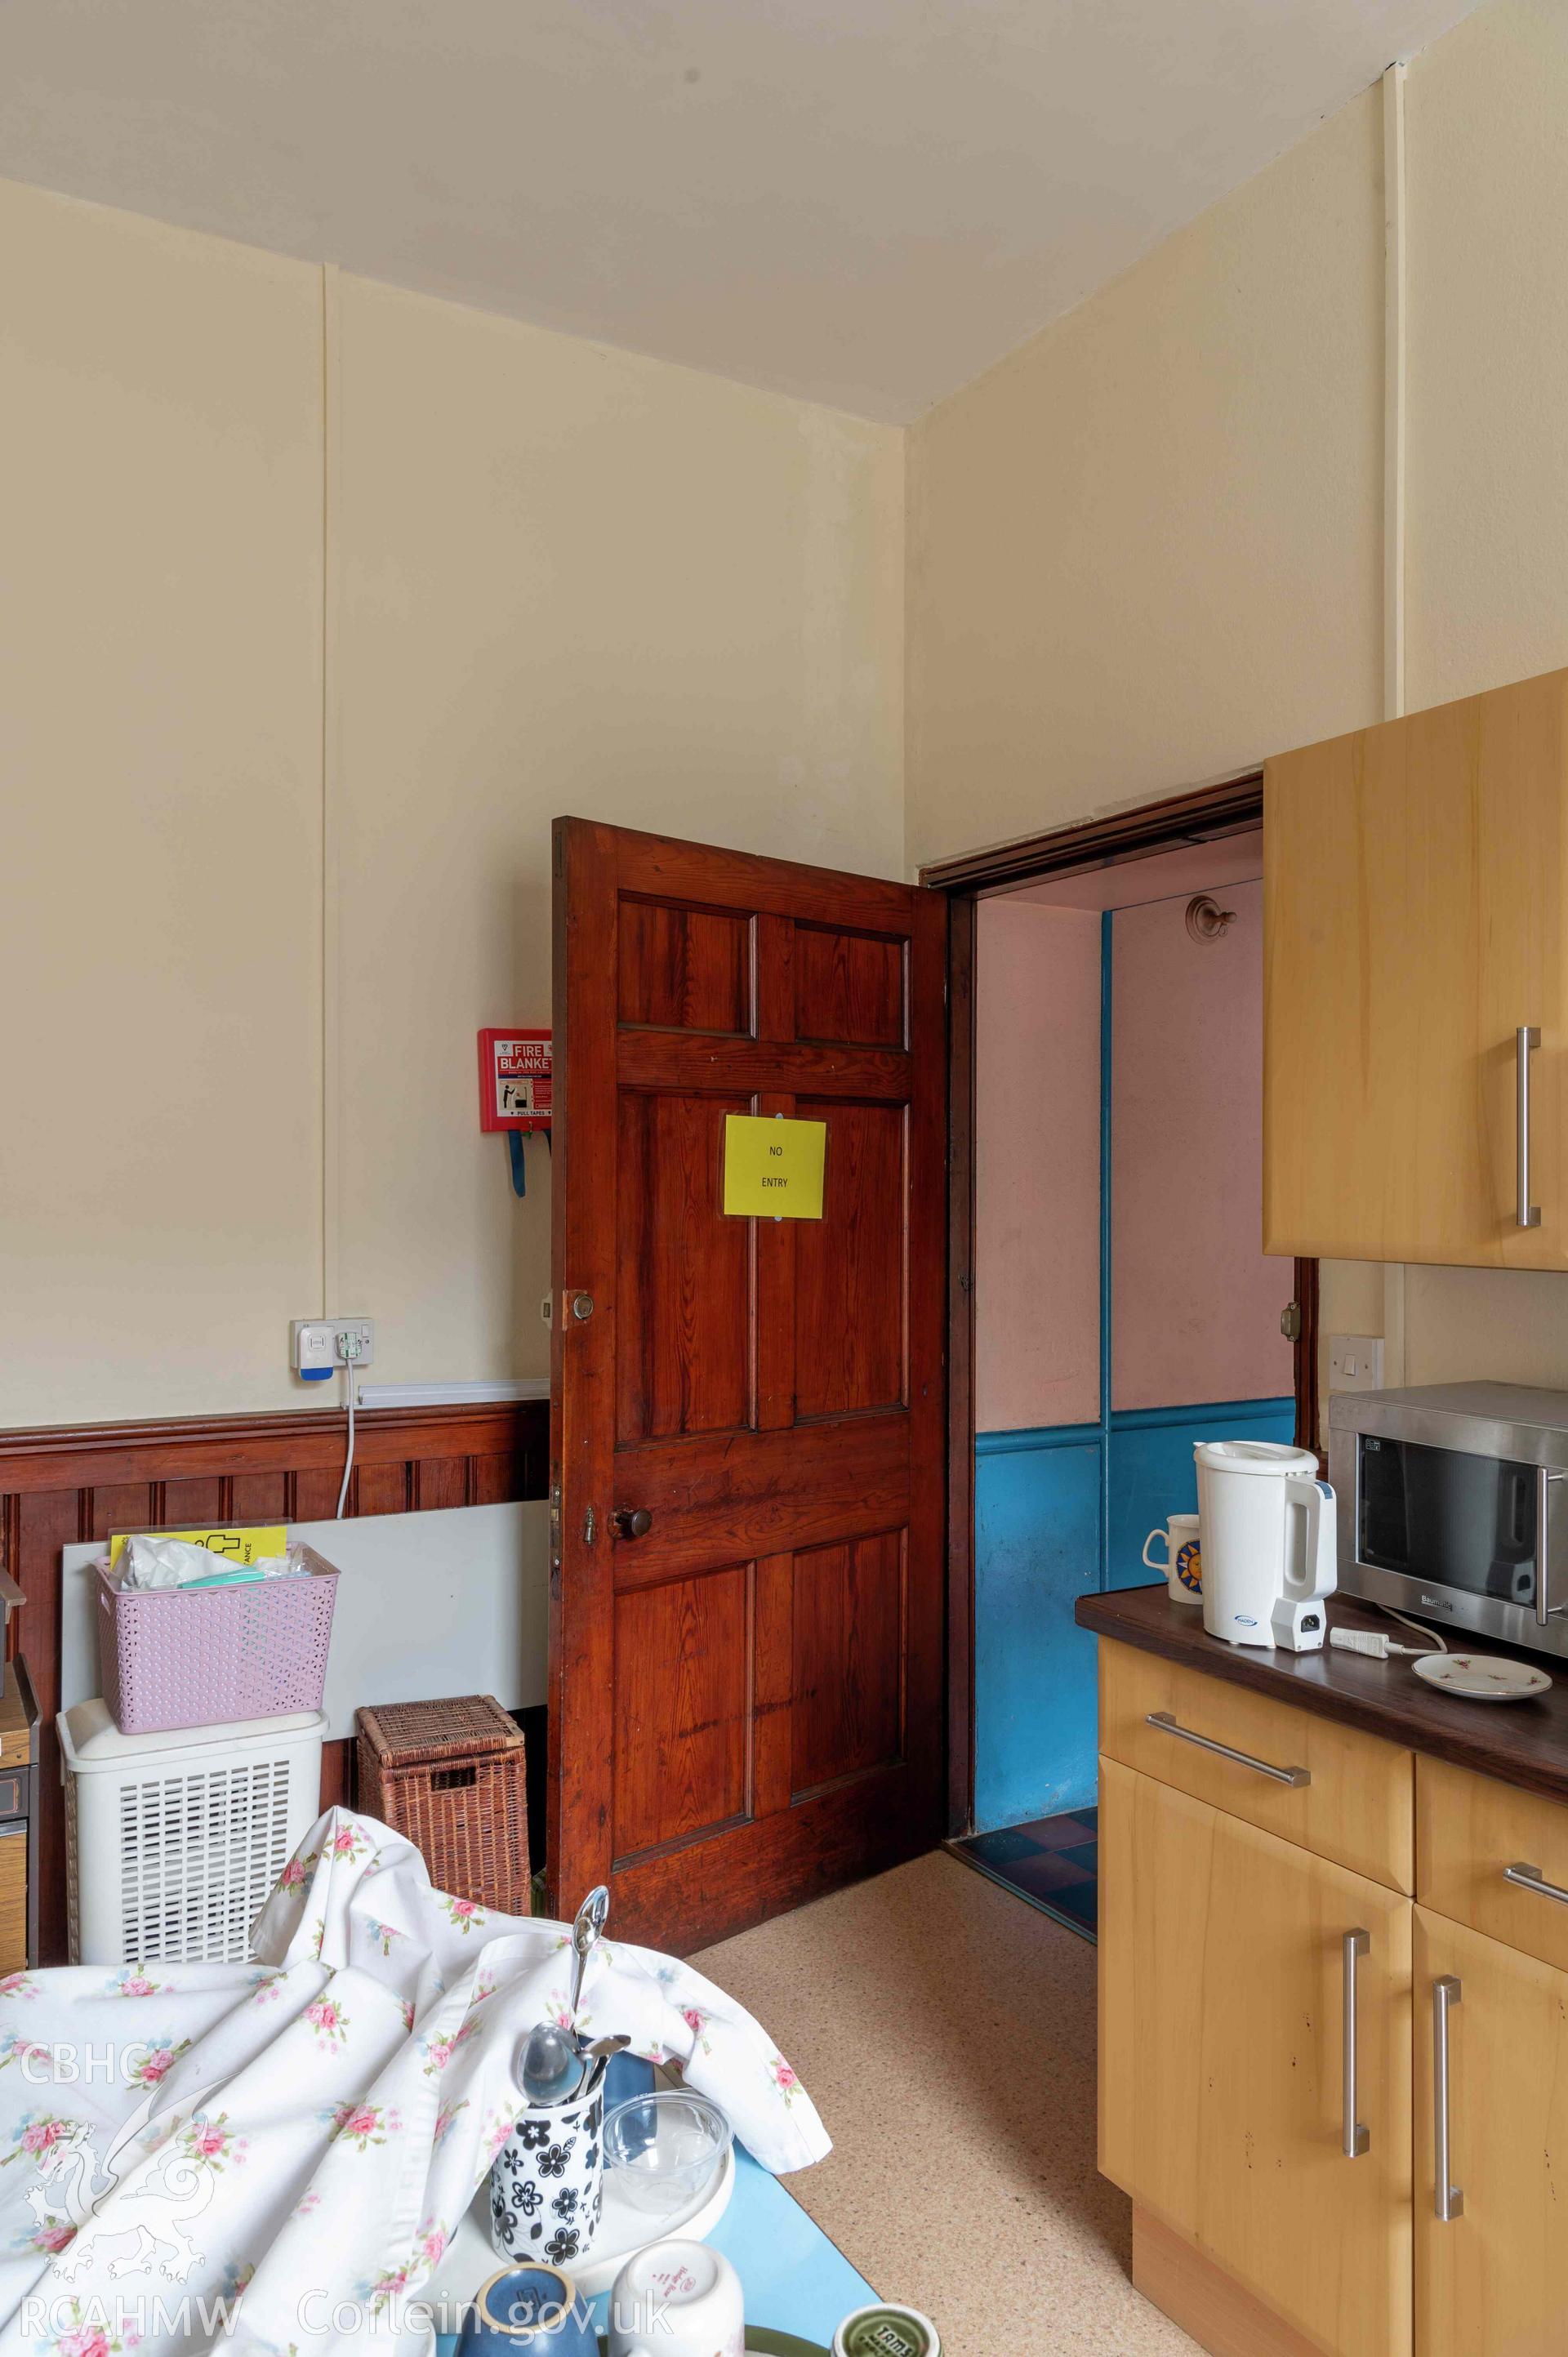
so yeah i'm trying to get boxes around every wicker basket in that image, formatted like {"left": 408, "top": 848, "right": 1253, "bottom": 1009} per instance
{"left": 356, "top": 1694, "right": 529, "bottom": 1915}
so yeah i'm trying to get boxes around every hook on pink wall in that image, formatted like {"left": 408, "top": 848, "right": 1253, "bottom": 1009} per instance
{"left": 1184, "top": 893, "right": 1236, "bottom": 944}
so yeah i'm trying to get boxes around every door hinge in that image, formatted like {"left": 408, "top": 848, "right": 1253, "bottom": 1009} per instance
{"left": 1281, "top": 1301, "right": 1303, "bottom": 1341}
{"left": 582, "top": 1505, "right": 596, "bottom": 1546}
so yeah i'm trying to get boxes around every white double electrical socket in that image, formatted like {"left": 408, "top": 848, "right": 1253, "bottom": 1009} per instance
{"left": 292, "top": 1319, "right": 376, "bottom": 1375}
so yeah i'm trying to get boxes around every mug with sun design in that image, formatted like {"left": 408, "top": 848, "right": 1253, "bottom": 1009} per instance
{"left": 1143, "top": 1513, "right": 1202, "bottom": 1604}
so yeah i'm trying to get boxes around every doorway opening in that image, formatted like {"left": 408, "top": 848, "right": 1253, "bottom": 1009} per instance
{"left": 927, "top": 781, "right": 1317, "bottom": 1932}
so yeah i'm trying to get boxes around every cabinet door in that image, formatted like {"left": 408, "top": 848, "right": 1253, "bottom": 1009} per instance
{"left": 1263, "top": 666, "right": 1568, "bottom": 1268}
{"left": 1101, "top": 1758, "right": 1412, "bottom": 2357}
{"left": 0, "top": 1824, "right": 24, "bottom": 1976}
{"left": 1415, "top": 1908, "right": 1568, "bottom": 2357}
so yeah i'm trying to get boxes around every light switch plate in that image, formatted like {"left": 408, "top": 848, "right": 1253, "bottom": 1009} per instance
{"left": 1329, "top": 1333, "right": 1384, "bottom": 1392}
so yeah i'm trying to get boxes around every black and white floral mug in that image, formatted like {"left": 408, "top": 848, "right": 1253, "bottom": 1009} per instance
{"left": 490, "top": 2059, "right": 608, "bottom": 2270}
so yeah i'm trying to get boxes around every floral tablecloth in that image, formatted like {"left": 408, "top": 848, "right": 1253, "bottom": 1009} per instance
{"left": 0, "top": 1809, "right": 827, "bottom": 2357}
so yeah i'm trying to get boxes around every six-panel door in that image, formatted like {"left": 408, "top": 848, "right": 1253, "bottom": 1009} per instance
{"left": 550, "top": 819, "right": 947, "bottom": 1950}
{"left": 1100, "top": 1758, "right": 1414, "bottom": 2357}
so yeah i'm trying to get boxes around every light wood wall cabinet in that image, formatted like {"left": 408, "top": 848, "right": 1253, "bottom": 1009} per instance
{"left": 1263, "top": 665, "right": 1568, "bottom": 1267}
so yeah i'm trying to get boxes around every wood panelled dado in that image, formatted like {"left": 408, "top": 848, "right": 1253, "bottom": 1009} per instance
{"left": 0, "top": 1398, "right": 547, "bottom": 1965}
{"left": 551, "top": 820, "right": 947, "bottom": 1953}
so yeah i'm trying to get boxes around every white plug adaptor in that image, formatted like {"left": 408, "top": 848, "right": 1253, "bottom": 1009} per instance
{"left": 292, "top": 1319, "right": 376, "bottom": 1381}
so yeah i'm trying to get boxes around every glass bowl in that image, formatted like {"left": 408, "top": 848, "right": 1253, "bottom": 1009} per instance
{"left": 603, "top": 2089, "right": 733, "bottom": 2216}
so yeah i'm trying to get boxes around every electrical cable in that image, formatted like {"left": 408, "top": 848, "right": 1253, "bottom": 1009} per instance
{"left": 1378, "top": 1598, "right": 1450, "bottom": 1654}
{"left": 335, "top": 1342, "right": 362, "bottom": 1519}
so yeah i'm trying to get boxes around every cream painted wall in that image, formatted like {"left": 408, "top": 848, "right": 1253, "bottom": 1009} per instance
{"left": 906, "top": 87, "right": 1384, "bottom": 871}
{"left": 1405, "top": 0, "right": 1568, "bottom": 713}
{"left": 1382, "top": 0, "right": 1568, "bottom": 1383}
{"left": 331, "top": 274, "right": 903, "bottom": 1387}
{"left": 0, "top": 178, "right": 324, "bottom": 1425}
{"left": 911, "top": 0, "right": 1568, "bottom": 1401}
{"left": 0, "top": 177, "right": 903, "bottom": 1425}
{"left": 10, "top": 0, "right": 1568, "bottom": 1429}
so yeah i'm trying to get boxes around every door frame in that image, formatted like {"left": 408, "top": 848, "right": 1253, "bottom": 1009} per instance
{"left": 920, "top": 770, "right": 1320, "bottom": 1838}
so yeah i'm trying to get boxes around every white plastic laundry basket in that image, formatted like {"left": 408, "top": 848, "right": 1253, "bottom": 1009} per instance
{"left": 59, "top": 1700, "right": 325, "bottom": 1966}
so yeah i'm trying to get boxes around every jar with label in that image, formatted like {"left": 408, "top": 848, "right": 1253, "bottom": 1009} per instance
{"left": 832, "top": 2306, "right": 940, "bottom": 2357}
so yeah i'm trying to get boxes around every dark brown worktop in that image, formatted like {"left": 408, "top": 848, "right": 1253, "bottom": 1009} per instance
{"left": 1076, "top": 1583, "right": 1568, "bottom": 1808}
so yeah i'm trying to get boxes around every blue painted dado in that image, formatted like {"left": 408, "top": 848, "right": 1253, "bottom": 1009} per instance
{"left": 975, "top": 1427, "right": 1102, "bottom": 1828}
{"left": 972, "top": 1394, "right": 1294, "bottom": 1831}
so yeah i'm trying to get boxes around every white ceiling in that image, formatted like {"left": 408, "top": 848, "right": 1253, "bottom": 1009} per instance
{"left": 0, "top": 0, "right": 1477, "bottom": 421}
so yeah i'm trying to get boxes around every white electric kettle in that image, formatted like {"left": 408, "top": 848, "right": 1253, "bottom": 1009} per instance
{"left": 1194, "top": 1440, "right": 1336, "bottom": 1650}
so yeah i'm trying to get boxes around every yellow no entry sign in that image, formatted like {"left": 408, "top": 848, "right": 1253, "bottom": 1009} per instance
{"left": 722, "top": 1113, "right": 827, "bottom": 1219}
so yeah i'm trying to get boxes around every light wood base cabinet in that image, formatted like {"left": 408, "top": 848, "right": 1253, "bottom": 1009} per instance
{"left": 1094, "top": 1629, "right": 1568, "bottom": 2357}
{"left": 0, "top": 1824, "right": 24, "bottom": 1976}
{"left": 1131, "top": 2209, "right": 1340, "bottom": 2357}
{"left": 1100, "top": 1640, "right": 1414, "bottom": 1889}
{"left": 1100, "top": 1758, "right": 1413, "bottom": 2357}
{"left": 1414, "top": 1908, "right": 1568, "bottom": 2357}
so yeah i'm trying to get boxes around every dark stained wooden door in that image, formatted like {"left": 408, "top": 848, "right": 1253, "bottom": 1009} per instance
{"left": 548, "top": 820, "right": 948, "bottom": 1950}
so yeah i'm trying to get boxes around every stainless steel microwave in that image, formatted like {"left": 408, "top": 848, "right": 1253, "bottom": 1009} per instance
{"left": 1329, "top": 1382, "right": 1568, "bottom": 1660}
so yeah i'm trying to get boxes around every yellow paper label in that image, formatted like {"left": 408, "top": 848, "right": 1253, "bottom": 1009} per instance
{"left": 722, "top": 1113, "right": 827, "bottom": 1220}
{"left": 107, "top": 1525, "right": 286, "bottom": 1569}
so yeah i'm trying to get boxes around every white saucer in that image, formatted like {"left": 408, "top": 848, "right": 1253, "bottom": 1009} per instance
{"left": 1413, "top": 1651, "right": 1553, "bottom": 1702}
{"left": 421, "top": 2141, "right": 735, "bottom": 2317}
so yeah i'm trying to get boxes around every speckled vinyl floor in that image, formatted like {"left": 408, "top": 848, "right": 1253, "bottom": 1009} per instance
{"left": 693, "top": 1849, "right": 1199, "bottom": 2357}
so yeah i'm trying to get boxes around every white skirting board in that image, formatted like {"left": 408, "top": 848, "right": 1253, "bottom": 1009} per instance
{"left": 59, "top": 1502, "right": 549, "bottom": 1739}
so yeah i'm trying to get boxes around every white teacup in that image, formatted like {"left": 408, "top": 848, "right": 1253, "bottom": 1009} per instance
{"left": 1143, "top": 1512, "right": 1202, "bottom": 1604}
{"left": 607, "top": 2241, "right": 745, "bottom": 2357}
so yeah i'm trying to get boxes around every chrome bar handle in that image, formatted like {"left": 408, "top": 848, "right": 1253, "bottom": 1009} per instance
{"left": 1504, "top": 1860, "right": 1568, "bottom": 1907}
{"left": 1433, "top": 1975, "right": 1463, "bottom": 2221}
{"left": 1144, "top": 1711, "right": 1311, "bottom": 1787}
{"left": 1343, "top": 1930, "right": 1370, "bottom": 2159}
{"left": 1518, "top": 1024, "right": 1542, "bottom": 1228}
{"left": 1538, "top": 1468, "right": 1564, "bottom": 1626}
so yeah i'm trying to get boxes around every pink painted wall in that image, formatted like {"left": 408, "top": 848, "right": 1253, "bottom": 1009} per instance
{"left": 1110, "top": 879, "right": 1293, "bottom": 1410}
{"left": 975, "top": 899, "right": 1101, "bottom": 1433}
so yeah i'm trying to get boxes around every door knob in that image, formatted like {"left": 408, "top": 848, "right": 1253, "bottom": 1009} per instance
{"left": 613, "top": 1508, "right": 653, "bottom": 1540}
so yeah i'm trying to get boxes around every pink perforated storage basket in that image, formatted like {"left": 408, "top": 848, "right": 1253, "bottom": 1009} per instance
{"left": 95, "top": 1549, "right": 339, "bottom": 1734}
